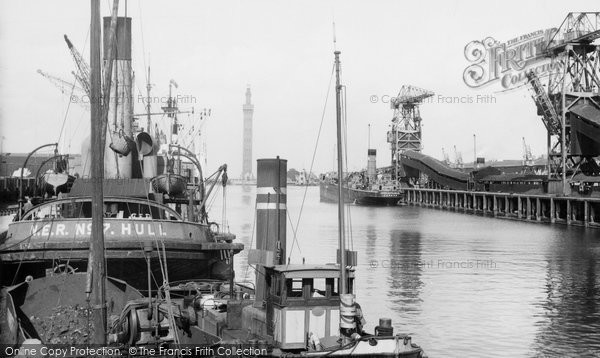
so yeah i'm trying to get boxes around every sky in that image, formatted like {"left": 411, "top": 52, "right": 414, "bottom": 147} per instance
{"left": 0, "top": 0, "right": 598, "bottom": 175}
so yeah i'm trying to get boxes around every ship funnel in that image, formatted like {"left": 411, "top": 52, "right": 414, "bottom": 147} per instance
{"left": 249, "top": 157, "right": 287, "bottom": 308}
{"left": 367, "top": 149, "right": 377, "bottom": 181}
{"left": 136, "top": 132, "right": 154, "bottom": 156}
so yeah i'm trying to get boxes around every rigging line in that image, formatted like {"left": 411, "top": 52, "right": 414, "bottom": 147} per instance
{"left": 137, "top": 0, "right": 148, "bottom": 84}
{"left": 58, "top": 25, "right": 91, "bottom": 148}
{"left": 56, "top": 75, "right": 78, "bottom": 147}
{"left": 123, "top": 200, "right": 164, "bottom": 290}
{"left": 205, "top": 182, "right": 221, "bottom": 213}
{"left": 221, "top": 182, "right": 227, "bottom": 232}
{"left": 243, "top": 200, "right": 259, "bottom": 282}
{"left": 290, "top": 62, "right": 336, "bottom": 260}
{"left": 285, "top": 209, "right": 302, "bottom": 259}
{"left": 68, "top": 111, "right": 87, "bottom": 150}
{"left": 159, "top": 240, "right": 181, "bottom": 349}
{"left": 55, "top": 200, "right": 88, "bottom": 307}
{"left": 9, "top": 215, "right": 60, "bottom": 285}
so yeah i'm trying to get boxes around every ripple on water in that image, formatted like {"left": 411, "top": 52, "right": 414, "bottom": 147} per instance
{"left": 214, "top": 186, "right": 600, "bottom": 357}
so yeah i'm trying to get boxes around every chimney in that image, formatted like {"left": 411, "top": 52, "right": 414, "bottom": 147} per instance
{"left": 250, "top": 157, "right": 287, "bottom": 308}
{"left": 367, "top": 149, "right": 377, "bottom": 182}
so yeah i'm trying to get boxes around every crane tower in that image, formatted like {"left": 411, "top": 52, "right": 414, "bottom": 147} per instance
{"left": 526, "top": 12, "right": 600, "bottom": 194}
{"left": 388, "top": 85, "right": 434, "bottom": 166}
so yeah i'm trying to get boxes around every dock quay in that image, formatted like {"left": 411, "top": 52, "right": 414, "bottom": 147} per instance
{"left": 403, "top": 188, "right": 600, "bottom": 228}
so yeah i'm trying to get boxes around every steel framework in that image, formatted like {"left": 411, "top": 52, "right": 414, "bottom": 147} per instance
{"left": 527, "top": 12, "right": 600, "bottom": 193}
{"left": 388, "top": 85, "right": 434, "bottom": 166}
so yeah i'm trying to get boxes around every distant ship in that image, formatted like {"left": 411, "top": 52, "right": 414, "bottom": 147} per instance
{"left": 320, "top": 149, "right": 403, "bottom": 206}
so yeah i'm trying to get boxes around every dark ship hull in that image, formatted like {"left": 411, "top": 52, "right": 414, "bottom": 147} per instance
{"left": 0, "top": 195, "right": 242, "bottom": 291}
{"left": 320, "top": 182, "right": 402, "bottom": 206}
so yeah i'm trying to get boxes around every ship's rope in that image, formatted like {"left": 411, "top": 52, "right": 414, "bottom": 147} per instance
{"left": 242, "top": 200, "right": 258, "bottom": 282}
{"left": 287, "top": 62, "right": 335, "bottom": 262}
{"left": 57, "top": 27, "right": 89, "bottom": 152}
{"left": 285, "top": 209, "right": 302, "bottom": 265}
{"left": 204, "top": 182, "right": 221, "bottom": 216}
{"left": 53, "top": 201, "right": 88, "bottom": 306}
{"left": 55, "top": 76, "right": 79, "bottom": 151}
{"left": 157, "top": 240, "right": 181, "bottom": 352}
{"left": 124, "top": 201, "right": 165, "bottom": 290}
{"left": 137, "top": 0, "right": 148, "bottom": 84}
{"left": 9, "top": 205, "right": 67, "bottom": 285}
{"left": 221, "top": 182, "right": 227, "bottom": 232}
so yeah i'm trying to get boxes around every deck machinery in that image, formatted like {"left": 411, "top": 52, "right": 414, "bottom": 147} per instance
{"left": 526, "top": 12, "right": 600, "bottom": 194}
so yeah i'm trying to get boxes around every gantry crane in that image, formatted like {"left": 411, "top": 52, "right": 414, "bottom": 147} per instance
{"left": 522, "top": 137, "right": 534, "bottom": 168}
{"left": 387, "top": 85, "right": 434, "bottom": 166}
{"left": 37, "top": 69, "right": 90, "bottom": 111}
{"left": 526, "top": 12, "right": 600, "bottom": 193}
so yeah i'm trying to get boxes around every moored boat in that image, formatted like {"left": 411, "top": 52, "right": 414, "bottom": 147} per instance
{"left": 164, "top": 50, "right": 427, "bottom": 357}
{"left": 151, "top": 173, "right": 187, "bottom": 196}
{"left": 0, "top": 6, "right": 242, "bottom": 292}
{"left": 320, "top": 150, "right": 403, "bottom": 206}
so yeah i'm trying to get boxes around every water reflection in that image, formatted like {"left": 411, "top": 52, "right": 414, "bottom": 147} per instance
{"left": 214, "top": 185, "right": 600, "bottom": 356}
{"left": 364, "top": 225, "right": 377, "bottom": 289}
{"left": 532, "top": 234, "right": 600, "bottom": 356}
{"left": 387, "top": 230, "right": 423, "bottom": 312}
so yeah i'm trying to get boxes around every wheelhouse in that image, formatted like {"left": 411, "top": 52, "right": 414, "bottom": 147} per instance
{"left": 265, "top": 264, "right": 354, "bottom": 349}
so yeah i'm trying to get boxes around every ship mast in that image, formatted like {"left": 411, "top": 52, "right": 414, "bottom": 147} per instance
{"left": 88, "top": 0, "right": 107, "bottom": 344}
{"left": 88, "top": 0, "right": 119, "bottom": 344}
{"left": 334, "top": 50, "right": 347, "bottom": 295}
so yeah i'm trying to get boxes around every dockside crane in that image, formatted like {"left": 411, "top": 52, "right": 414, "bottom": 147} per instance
{"left": 387, "top": 85, "right": 434, "bottom": 181}
{"left": 387, "top": 85, "right": 434, "bottom": 162}
{"left": 64, "top": 34, "right": 91, "bottom": 96}
{"left": 454, "top": 145, "right": 464, "bottom": 169}
{"left": 522, "top": 137, "right": 534, "bottom": 168}
{"left": 37, "top": 69, "right": 90, "bottom": 111}
{"left": 526, "top": 12, "right": 600, "bottom": 193}
{"left": 442, "top": 147, "right": 451, "bottom": 166}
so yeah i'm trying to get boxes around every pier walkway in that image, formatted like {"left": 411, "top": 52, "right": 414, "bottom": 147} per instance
{"left": 403, "top": 188, "right": 600, "bottom": 228}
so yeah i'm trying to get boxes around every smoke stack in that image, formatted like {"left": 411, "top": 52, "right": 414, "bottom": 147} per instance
{"left": 103, "top": 16, "right": 133, "bottom": 178}
{"left": 252, "top": 157, "right": 287, "bottom": 307}
{"left": 367, "top": 149, "right": 377, "bottom": 181}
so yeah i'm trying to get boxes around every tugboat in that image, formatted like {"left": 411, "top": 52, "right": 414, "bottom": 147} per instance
{"left": 172, "top": 51, "right": 426, "bottom": 357}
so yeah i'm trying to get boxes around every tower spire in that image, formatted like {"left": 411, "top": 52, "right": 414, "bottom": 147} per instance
{"left": 242, "top": 85, "right": 254, "bottom": 180}
{"left": 245, "top": 85, "right": 252, "bottom": 105}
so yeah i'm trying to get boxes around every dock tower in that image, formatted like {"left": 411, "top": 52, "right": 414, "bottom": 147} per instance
{"left": 241, "top": 86, "right": 254, "bottom": 180}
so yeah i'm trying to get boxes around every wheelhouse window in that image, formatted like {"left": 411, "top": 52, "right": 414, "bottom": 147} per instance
{"left": 312, "top": 278, "right": 327, "bottom": 298}
{"left": 21, "top": 199, "right": 181, "bottom": 221}
{"left": 286, "top": 278, "right": 304, "bottom": 298}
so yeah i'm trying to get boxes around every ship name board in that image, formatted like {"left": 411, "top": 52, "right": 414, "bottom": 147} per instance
{"left": 28, "top": 222, "right": 168, "bottom": 237}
